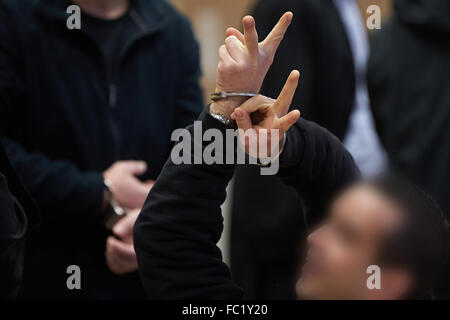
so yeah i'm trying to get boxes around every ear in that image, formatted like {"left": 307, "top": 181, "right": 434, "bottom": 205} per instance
{"left": 367, "top": 267, "right": 413, "bottom": 300}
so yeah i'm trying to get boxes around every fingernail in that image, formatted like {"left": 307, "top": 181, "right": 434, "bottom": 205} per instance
{"left": 244, "top": 16, "right": 253, "bottom": 27}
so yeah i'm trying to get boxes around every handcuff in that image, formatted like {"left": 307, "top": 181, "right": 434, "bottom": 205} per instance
{"left": 210, "top": 91, "right": 257, "bottom": 102}
{"left": 209, "top": 91, "right": 257, "bottom": 126}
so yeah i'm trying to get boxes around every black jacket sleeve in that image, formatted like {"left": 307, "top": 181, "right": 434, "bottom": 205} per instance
{"left": 278, "top": 119, "right": 360, "bottom": 225}
{"left": 134, "top": 113, "right": 359, "bottom": 299}
{"left": 134, "top": 109, "right": 243, "bottom": 299}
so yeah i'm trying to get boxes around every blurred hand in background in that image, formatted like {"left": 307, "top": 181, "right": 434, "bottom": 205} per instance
{"left": 103, "top": 160, "right": 154, "bottom": 210}
{"left": 103, "top": 161, "right": 154, "bottom": 275}
{"left": 106, "top": 209, "right": 141, "bottom": 275}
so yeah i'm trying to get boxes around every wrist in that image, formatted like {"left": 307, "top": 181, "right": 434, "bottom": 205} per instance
{"left": 254, "top": 133, "right": 287, "bottom": 166}
{"left": 101, "top": 188, "right": 112, "bottom": 212}
{"left": 210, "top": 96, "right": 247, "bottom": 119}
{"left": 102, "top": 179, "right": 126, "bottom": 229}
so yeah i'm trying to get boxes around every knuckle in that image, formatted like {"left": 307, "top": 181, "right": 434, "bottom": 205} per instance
{"left": 235, "top": 63, "right": 246, "bottom": 73}
{"left": 229, "top": 63, "right": 240, "bottom": 73}
{"left": 257, "top": 94, "right": 270, "bottom": 103}
{"left": 225, "top": 35, "right": 236, "bottom": 44}
{"left": 217, "top": 63, "right": 225, "bottom": 73}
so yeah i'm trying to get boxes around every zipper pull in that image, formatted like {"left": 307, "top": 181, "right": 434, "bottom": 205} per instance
{"left": 109, "top": 84, "right": 117, "bottom": 108}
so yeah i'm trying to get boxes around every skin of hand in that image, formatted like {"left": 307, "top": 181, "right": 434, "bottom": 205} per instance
{"left": 230, "top": 70, "right": 301, "bottom": 158}
{"left": 210, "top": 12, "right": 293, "bottom": 119}
{"left": 103, "top": 161, "right": 154, "bottom": 210}
{"left": 105, "top": 209, "right": 140, "bottom": 275}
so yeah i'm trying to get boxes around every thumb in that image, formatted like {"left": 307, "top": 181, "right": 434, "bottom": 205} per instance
{"left": 123, "top": 160, "right": 147, "bottom": 176}
{"left": 112, "top": 211, "right": 138, "bottom": 239}
{"left": 226, "top": 27, "right": 245, "bottom": 44}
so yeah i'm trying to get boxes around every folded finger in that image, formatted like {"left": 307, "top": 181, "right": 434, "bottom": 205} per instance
{"left": 225, "top": 35, "right": 246, "bottom": 61}
{"left": 235, "top": 94, "right": 275, "bottom": 114}
{"left": 232, "top": 108, "right": 252, "bottom": 132}
{"left": 226, "top": 27, "right": 245, "bottom": 44}
{"left": 219, "top": 44, "right": 236, "bottom": 65}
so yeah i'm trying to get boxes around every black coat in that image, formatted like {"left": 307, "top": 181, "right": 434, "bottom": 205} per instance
{"left": 369, "top": 0, "right": 450, "bottom": 218}
{"left": 368, "top": 0, "right": 450, "bottom": 297}
{"left": 134, "top": 109, "right": 358, "bottom": 299}
{"left": 231, "top": 0, "right": 355, "bottom": 299}
{"left": 0, "top": 142, "right": 38, "bottom": 299}
{"left": 0, "top": 0, "right": 203, "bottom": 298}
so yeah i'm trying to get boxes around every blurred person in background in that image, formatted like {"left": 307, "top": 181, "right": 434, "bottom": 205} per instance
{"left": 0, "top": 142, "right": 38, "bottom": 299}
{"left": 368, "top": 0, "right": 450, "bottom": 298}
{"left": 231, "top": 0, "right": 387, "bottom": 299}
{"left": 0, "top": 0, "right": 202, "bottom": 299}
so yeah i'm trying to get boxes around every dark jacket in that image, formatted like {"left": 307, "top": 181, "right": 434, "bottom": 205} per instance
{"left": 231, "top": 0, "right": 355, "bottom": 299}
{"left": 367, "top": 0, "right": 450, "bottom": 297}
{"left": 0, "top": 0, "right": 203, "bottom": 298}
{"left": 134, "top": 110, "right": 358, "bottom": 299}
{"left": 0, "top": 142, "right": 38, "bottom": 299}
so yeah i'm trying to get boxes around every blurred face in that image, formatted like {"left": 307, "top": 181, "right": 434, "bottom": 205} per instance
{"left": 296, "top": 185, "right": 409, "bottom": 300}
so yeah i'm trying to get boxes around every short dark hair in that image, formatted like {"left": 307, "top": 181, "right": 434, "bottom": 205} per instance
{"left": 366, "top": 175, "right": 449, "bottom": 299}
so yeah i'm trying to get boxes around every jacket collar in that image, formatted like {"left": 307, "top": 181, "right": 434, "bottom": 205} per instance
{"left": 33, "top": 0, "right": 172, "bottom": 34}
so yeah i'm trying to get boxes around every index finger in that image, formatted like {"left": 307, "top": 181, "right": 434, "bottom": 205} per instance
{"left": 273, "top": 70, "right": 300, "bottom": 117}
{"left": 235, "top": 94, "right": 275, "bottom": 114}
{"left": 261, "top": 12, "right": 293, "bottom": 55}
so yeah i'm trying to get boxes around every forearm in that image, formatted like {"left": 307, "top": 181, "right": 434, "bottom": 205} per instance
{"left": 134, "top": 108, "right": 243, "bottom": 299}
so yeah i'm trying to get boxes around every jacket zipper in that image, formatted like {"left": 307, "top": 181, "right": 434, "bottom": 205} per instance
{"left": 105, "top": 9, "right": 152, "bottom": 157}
{"left": 67, "top": 9, "right": 160, "bottom": 159}
{"left": 34, "top": 4, "right": 168, "bottom": 162}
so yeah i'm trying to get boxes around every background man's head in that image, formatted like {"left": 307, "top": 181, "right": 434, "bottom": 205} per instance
{"left": 296, "top": 176, "right": 449, "bottom": 300}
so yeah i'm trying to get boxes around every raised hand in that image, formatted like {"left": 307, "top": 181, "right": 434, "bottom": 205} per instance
{"left": 211, "top": 12, "right": 293, "bottom": 119}
{"left": 230, "top": 70, "right": 301, "bottom": 159}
